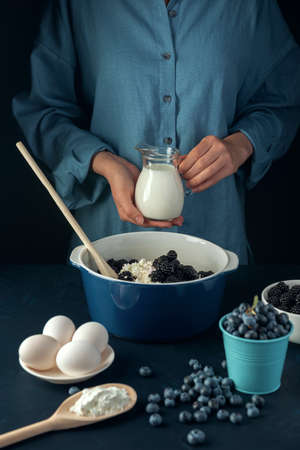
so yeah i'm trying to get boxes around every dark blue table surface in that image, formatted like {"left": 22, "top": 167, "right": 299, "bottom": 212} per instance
{"left": 0, "top": 264, "right": 299, "bottom": 450}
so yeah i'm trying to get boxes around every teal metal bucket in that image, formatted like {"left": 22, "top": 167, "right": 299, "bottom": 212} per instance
{"left": 219, "top": 315, "right": 293, "bottom": 395}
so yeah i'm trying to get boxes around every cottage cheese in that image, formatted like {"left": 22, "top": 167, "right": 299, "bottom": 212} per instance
{"left": 120, "top": 259, "right": 153, "bottom": 283}
{"left": 70, "top": 386, "right": 130, "bottom": 417}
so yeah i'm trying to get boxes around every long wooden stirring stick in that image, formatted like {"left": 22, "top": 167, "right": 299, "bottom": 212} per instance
{"left": 16, "top": 141, "right": 117, "bottom": 279}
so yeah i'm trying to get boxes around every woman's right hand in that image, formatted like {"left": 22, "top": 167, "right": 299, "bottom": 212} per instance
{"left": 91, "top": 151, "right": 183, "bottom": 228}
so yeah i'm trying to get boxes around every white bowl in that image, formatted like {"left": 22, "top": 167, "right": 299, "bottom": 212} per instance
{"left": 19, "top": 345, "right": 115, "bottom": 384}
{"left": 261, "top": 280, "right": 300, "bottom": 344}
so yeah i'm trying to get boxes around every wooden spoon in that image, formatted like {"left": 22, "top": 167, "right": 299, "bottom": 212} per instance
{"left": 0, "top": 383, "right": 137, "bottom": 448}
{"left": 16, "top": 141, "right": 117, "bottom": 279}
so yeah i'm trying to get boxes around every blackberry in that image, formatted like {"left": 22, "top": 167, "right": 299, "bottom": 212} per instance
{"left": 291, "top": 304, "right": 300, "bottom": 314}
{"left": 167, "top": 250, "right": 177, "bottom": 261}
{"left": 165, "top": 275, "right": 180, "bottom": 283}
{"left": 157, "top": 261, "right": 175, "bottom": 276}
{"left": 295, "top": 293, "right": 300, "bottom": 305}
{"left": 182, "top": 265, "right": 199, "bottom": 281}
{"left": 150, "top": 271, "right": 166, "bottom": 283}
{"left": 118, "top": 271, "right": 135, "bottom": 281}
{"left": 114, "top": 258, "right": 128, "bottom": 273}
{"left": 153, "top": 255, "right": 169, "bottom": 268}
{"left": 129, "top": 258, "right": 138, "bottom": 264}
{"left": 269, "top": 282, "right": 288, "bottom": 297}
{"left": 198, "top": 270, "right": 214, "bottom": 278}
{"left": 269, "top": 295, "right": 280, "bottom": 307}
{"left": 279, "top": 293, "right": 291, "bottom": 310}
{"left": 107, "top": 258, "right": 117, "bottom": 269}
{"left": 289, "top": 285, "right": 300, "bottom": 298}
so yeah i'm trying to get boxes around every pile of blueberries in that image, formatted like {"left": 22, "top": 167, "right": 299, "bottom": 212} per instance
{"left": 107, "top": 250, "right": 213, "bottom": 283}
{"left": 267, "top": 281, "right": 300, "bottom": 314}
{"left": 141, "top": 360, "right": 265, "bottom": 446}
{"left": 222, "top": 298, "right": 292, "bottom": 340}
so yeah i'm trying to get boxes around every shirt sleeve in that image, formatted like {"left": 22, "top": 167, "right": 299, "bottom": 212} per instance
{"left": 12, "top": 0, "right": 114, "bottom": 209}
{"left": 228, "top": 1, "right": 300, "bottom": 190}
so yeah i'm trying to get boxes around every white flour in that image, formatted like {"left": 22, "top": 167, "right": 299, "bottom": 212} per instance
{"left": 70, "top": 386, "right": 130, "bottom": 417}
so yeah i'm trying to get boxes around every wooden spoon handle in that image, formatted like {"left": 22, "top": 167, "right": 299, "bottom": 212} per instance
{"left": 0, "top": 418, "right": 54, "bottom": 448}
{"left": 16, "top": 141, "right": 117, "bottom": 279}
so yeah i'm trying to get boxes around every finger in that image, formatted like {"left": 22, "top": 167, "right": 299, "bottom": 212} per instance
{"left": 191, "top": 166, "right": 231, "bottom": 193}
{"left": 183, "top": 147, "right": 221, "bottom": 181}
{"left": 142, "top": 219, "right": 173, "bottom": 228}
{"left": 186, "top": 157, "right": 226, "bottom": 189}
{"left": 116, "top": 197, "right": 145, "bottom": 225}
{"left": 178, "top": 136, "right": 214, "bottom": 175}
{"left": 171, "top": 215, "right": 184, "bottom": 226}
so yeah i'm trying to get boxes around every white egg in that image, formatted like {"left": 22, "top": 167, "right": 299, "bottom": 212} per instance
{"left": 43, "top": 315, "right": 75, "bottom": 345}
{"left": 72, "top": 322, "right": 109, "bottom": 354}
{"left": 19, "top": 334, "right": 60, "bottom": 370}
{"left": 56, "top": 341, "right": 101, "bottom": 376}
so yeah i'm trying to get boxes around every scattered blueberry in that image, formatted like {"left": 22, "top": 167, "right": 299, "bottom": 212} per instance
{"left": 246, "top": 406, "right": 260, "bottom": 418}
{"left": 149, "top": 413, "right": 163, "bottom": 426}
{"left": 180, "top": 392, "right": 191, "bottom": 403}
{"left": 164, "top": 398, "right": 176, "bottom": 408}
{"left": 193, "top": 410, "right": 208, "bottom": 423}
{"left": 229, "top": 394, "right": 243, "bottom": 406}
{"left": 164, "top": 387, "right": 176, "bottom": 399}
{"left": 68, "top": 386, "right": 80, "bottom": 395}
{"left": 216, "top": 409, "right": 230, "bottom": 421}
{"left": 208, "top": 398, "right": 219, "bottom": 411}
{"left": 221, "top": 378, "right": 234, "bottom": 388}
{"left": 251, "top": 395, "right": 265, "bottom": 408}
{"left": 200, "top": 405, "right": 211, "bottom": 416}
{"left": 145, "top": 403, "right": 159, "bottom": 414}
{"left": 147, "top": 393, "right": 161, "bottom": 403}
{"left": 229, "top": 412, "right": 243, "bottom": 424}
{"left": 186, "top": 429, "right": 206, "bottom": 446}
{"left": 179, "top": 410, "right": 193, "bottom": 423}
{"left": 139, "top": 366, "right": 152, "bottom": 377}
{"left": 189, "top": 358, "right": 199, "bottom": 368}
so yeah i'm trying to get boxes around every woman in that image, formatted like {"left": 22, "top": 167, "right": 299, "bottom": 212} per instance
{"left": 12, "top": 0, "right": 300, "bottom": 263}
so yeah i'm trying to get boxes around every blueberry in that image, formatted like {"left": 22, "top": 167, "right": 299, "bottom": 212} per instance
{"left": 229, "top": 394, "right": 243, "bottom": 406}
{"left": 189, "top": 358, "right": 199, "bottom": 368}
{"left": 204, "top": 377, "right": 217, "bottom": 388}
{"left": 238, "top": 323, "right": 249, "bottom": 336}
{"left": 147, "top": 393, "right": 161, "bottom": 403}
{"left": 208, "top": 398, "right": 219, "bottom": 411}
{"left": 259, "top": 333, "right": 268, "bottom": 340}
{"left": 164, "top": 398, "right": 175, "bottom": 408}
{"left": 145, "top": 403, "right": 160, "bottom": 414}
{"left": 184, "top": 375, "right": 194, "bottom": 386}
{"left": 149, "top": 413, "right": 163, "bottom": 426}
{"left": 266, "top": 320, "right": 277, "bottom": 331}
{"left": 267, "top": 331, "right": 276, "bottom": 339}
{"left": 174, "top": 389, "right": 181, "bottom": 399}
{"left": 200, "top": 405, "right": 211, "bottom": 416}
{"left": 68, "top": 386, "right": 80, "bottom": 395}
{"left": 197, "top": 395, "right": 209, "bottom": 405}
{"left": 186, "top": 429, "right": 206, "bottom": 446}
{"left": 181, "top": 384, "right": 190, "bottom": 392}
{"left": 245, "top": 402, "right": 254, "bottom": 409}
{"left": 203, "top": 366, "right": 214, "bottom": 376}
{"left": 242, "top": 312, "right": 257, "bottom": 328}
{"left": 216, "top": 395, "right": 226, "bottom": 406}
{"left": 200, "top": 386, "right": 212, "bottom": 397}
{"left": 194, "top": 382, "right": 203, "bottom": 393}
{"left": 192, "top": 401, "right": 201, "bottom": 410}
{"left": 222, "top": 387, "right": 233, "bottom": 399}
{"left": 188, "top": 388, "right": 197, "bottom": 399}
{"left": 139, "top": 366, "right": 152, "bottom": 377}
{"left": 246, "top": 406, "right": 260, "bottom": 418}
{"left": 193, "top": 362, "right": 202, "bottom": 371}
{"left": 277, "top": 324, "right": 288, "bottom": 336}
{"left": 221, "top": 377, "right": 234, "bottom": 388}
{"left": 232, "top": 331, "right": 241, "bottom": 337}
{"left": 216, "top": 409, "right": 230, "bottom": 421}
{"left": 180, "top": 392, "right": 191, "bottom": 403}
{"left": 193, "top": 410, "right": 208, "bottom": 423}
{"left": 164, "top": 387, "right": 176, "bottom": 398}
{"left": 251, "top": 395, "right": 265, "bottom": 408}
{"left": 278, "top": 313, "right": 289, "bottom": 326}
{"left": 244, "top": 330, "right": 258, "bottom": 339}
{"left": 213, "top": 387, "right": 223, "bottom": 397}
{"left": 179, "top": 410, "right": 193, "bottom": 423}
{"left": 256, "top": 313, "right": 268, "bottom": 325}
{"left": 239, "top": 302, "right": 249, "bottom": 313}
{"left": 229, "top": 412, "right": 243, "bottom": 424}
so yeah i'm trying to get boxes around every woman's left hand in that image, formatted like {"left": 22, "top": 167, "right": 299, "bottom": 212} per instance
{"left": 178, "top": 132, "right": 253, "bottom": 192}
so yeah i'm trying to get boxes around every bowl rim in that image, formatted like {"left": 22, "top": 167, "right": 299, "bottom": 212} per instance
{"left": 77, "top": 231, "right": 231, "bottom": 286}
{"left": 219, "top": 314, "right": 294, "bottom": 344}
{"left": 261, "top": 280, "right": 300, "bottom": 319}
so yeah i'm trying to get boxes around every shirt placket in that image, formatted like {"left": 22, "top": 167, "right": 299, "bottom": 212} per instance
{"left": 157, "top": 0, "right": 180, "bottom": 147}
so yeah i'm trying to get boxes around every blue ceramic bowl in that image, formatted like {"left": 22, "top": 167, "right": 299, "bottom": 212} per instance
{"left": 70, "top": 231, "right": 239, "bottom": 342}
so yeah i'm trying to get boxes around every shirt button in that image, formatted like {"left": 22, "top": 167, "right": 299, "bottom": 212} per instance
{"left": 162, "top": 52, "right": 171, "bottom": 60}
{"left": 168, "top": 10, "right": 177, "bottom": 18}
{"left": 163, "top": 137, "right": 173, "bottom": 145}
{"left": 163, "top": 95, "right": 172, "bottom": 103}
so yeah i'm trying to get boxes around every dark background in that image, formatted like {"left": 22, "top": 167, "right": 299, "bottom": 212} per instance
{"left": 1, "top": 0, "right": 299, "bottom": 264}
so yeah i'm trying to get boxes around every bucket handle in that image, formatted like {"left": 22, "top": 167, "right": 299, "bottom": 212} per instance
{"left": 223, "top": 250, "right": 239, "bottom": 273}
{"left": 69, "top": 245, "right": 83, "bottom": 269}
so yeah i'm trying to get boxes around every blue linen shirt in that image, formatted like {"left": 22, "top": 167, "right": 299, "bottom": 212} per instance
{"left": 12, "top": 0, "right": 300, "bottom": 263}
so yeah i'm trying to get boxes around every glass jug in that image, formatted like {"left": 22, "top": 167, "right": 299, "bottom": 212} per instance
{"left": 134, "top": 144, "right": 184, "bottom": 220}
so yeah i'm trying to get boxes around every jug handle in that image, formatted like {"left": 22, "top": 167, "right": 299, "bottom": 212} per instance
{"left": 223, "top": 250, "right": 239, "bottom": 273}
{"left": 69, "top": 245, "right": 83, "bottom": 269}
